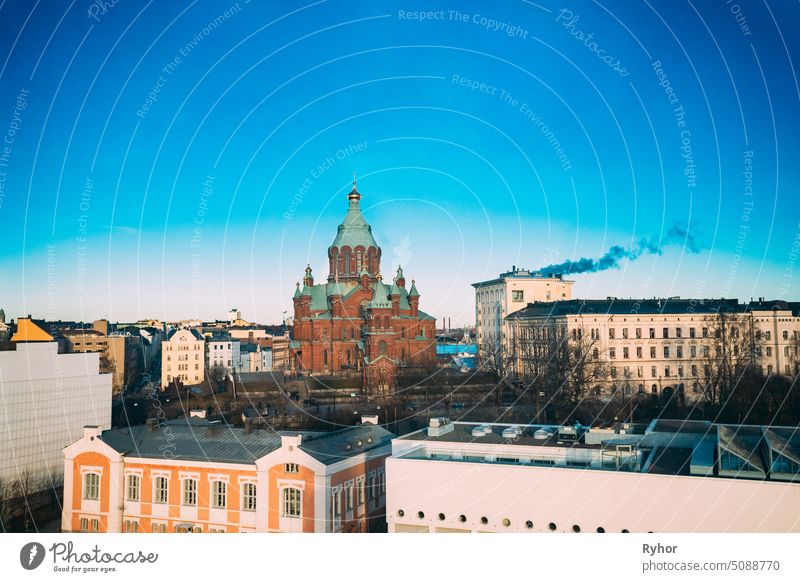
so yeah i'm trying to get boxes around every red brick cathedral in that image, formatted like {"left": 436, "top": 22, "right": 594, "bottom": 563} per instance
{"left": 291, "top": 181, "right": 436, "bottom": 392}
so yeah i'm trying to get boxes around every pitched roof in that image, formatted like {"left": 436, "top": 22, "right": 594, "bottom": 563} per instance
{"left": 97, "top": 418, "right": 393, "bottom": 466}
{"left": 368, "top": 280, "right": 391, "bottom": 309}
{"left": 11, "top": 318, "right": 53, "bottom": 342}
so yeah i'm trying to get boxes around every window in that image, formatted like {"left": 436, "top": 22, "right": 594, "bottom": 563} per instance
{"left": 126, "top": 474, "right": 140, "bottom": 501}
{"left": 702, "top": 327, "right": 708, "bottom": 338}
{"left": 675, "top": 327, "right": 682, "bottom": 338}
{"left": 783, "top": 330, "right": 789, "bottom": 340}
{"left": 676, "top": 346, "right": 683, "bottom": 358}
{"left": 154, "top": 477, "right": 169, "bottom": 504}
{"left": 152, "top": 522, "right": 167, "bottom": 533}
{"left": 635, "top": 328, "right": 642, "bottom": 339}
{"left": 609, "top": 347, "right": 616, "bottom": 359}
{"left": 124, "top": 520, "right": 139, "bottom": 533}
{"left": 622, "top": 328, "right": 629, "bottom": 339}
{"left": 772, "top": 454, "right": 798, "bottom": 474}
{"left": 636, "top": 347, "right": 642, "bottom": 358}
{"left": 346, "top": 484, "right": 353, "bottom": 510}
{"left": 357, "top": 479, "right": 365, "bottom": 505}
{"left": 80, "top": 517, "right": 89, "bottom": 532}
{"left": 664, "top": 366, "right": 671, "bottom": 377}
{"left": 512, "top": 290, "right": 524, "bottom": 302}
{"left": 333, "top": 490, "right": 342, "bottom": 517}
{"left": 689, "top": 327, "right": 696, "bottom": 338}
{"left": 242, "top": 483, "right": 257, "bottom": 512}
{"left": 663, "top": 346, "right": 670, "bottom": 358}
{"left": 83, "top": 473, "right": 100, "bottom": 500}
{"left": 609, "top": 328, "right": 615, "bottom": 339}
{"left": 212, "top": 481, "right": 227, "bottom": 509}
{"left": 690, "top": 345, "right": 696, "bottom": 358}
{"left": 649, "top": 328, "right": 656, "bottom": 339}
{"left": 765, "top": 331, "right": 772, "bottom": 340}
{"left": 183, "top": 479, "right": 197, "bottom": 506}
{"left": 283, "top": 488, "right": 302, "bottom": 518}
{"left": 651, "top": 366, "right": 657, "bottom": 377}
{"left": 637, "top": 366, "right": 643, "bottom": 378}
{"left": 622, "top": 347, "right": 630, "bottom": 359}
{"left": 662, "top": 327, "right": 669, "bottom": 338}
{"left": 285, "top": 463, "right": 299, "bottom": 473}
{"left": 720, "top": 450, "right": 747, "bottom": 471}
{"left": 650, "top": 346, "right": 656, "bottom": 358}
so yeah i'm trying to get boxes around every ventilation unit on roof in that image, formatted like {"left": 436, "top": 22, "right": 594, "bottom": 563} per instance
{"left": 533, "top": 428, "right": 551, "bottom": 440}
{"left": 428, "top": 417, "right": 454, "bottom": 437}
{"left": 502, "top": 426, "right": 523, "bottom": 439}
{"left": 471, "top": 425, "right": 492, "bottom": 437}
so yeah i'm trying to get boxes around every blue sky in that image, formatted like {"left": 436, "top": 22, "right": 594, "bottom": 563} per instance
{"left": 0, "top": 0, "right": 798, "bottom": 326}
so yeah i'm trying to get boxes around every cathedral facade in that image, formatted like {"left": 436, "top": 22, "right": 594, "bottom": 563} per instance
{"left": 291, "top": 182, "right": 436, "bottom": 391}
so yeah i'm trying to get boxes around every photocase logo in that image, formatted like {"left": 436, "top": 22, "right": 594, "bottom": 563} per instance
{"left": 19, "top": 542, "right": 46, "bottom": 570}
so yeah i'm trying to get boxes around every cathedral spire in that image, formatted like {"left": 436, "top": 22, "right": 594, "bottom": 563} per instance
{"left": 348, "top": 171, "right": 361, "bottom": 202}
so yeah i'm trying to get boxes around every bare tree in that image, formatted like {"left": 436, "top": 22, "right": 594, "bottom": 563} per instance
{"left": 208, "top": 363, "right": 228, "bottom": 389}
{"left": 0, "top": 476, "right": 16, "bottom": 532}
{"left": 699, "top": 312, "right": 761, "bottom": 409}
{"left": 13, "top": 468, "right": 46, "bottom": 533}
{"left": 511, "top": 319, "right": 609, "bottom": 415}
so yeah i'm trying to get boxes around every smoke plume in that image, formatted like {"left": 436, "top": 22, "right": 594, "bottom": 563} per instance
{"left": 536, "top": 221, "right": 700, "bottom": 277}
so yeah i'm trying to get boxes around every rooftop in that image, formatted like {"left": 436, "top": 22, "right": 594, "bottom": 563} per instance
{"left": 97, "top": 417, "right": 394, "bottom": 466}
{"left": 393, "top": 419, "right": 800, "bottom": 482}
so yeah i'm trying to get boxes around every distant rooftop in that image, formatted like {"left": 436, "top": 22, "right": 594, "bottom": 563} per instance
{"left": 472, "top": 267, "right": 570, "bottom": 287}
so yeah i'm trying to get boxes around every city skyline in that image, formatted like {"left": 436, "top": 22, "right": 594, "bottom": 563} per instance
{"left": 1, "top": 1, "right": 798, "bottom": 324}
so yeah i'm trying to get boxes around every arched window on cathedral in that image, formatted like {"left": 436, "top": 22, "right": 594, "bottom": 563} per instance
{"left": 378, "top": 341, "right": 387, "bottom": 356}
{"left": 323, "top": 350, "right": 328, "bottom": 366}
{"left": 344, "top": 253, "right": 351, "bottom": 274}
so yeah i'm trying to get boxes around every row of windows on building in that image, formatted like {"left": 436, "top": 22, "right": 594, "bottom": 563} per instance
{"left": 80, "top": 518, "right": 229, "bottom": 533}
{"left": 167, "top": 353, "right": 200, "bottom": 361}
{"left": 83, "top": 473, "right": 257, "bottom": 511}
{"left": 394, "top": 510, "right": 632, "bottom": 533}
{"left": 331, "top": 471, "right": 386, "bottom": 517}
{"left": 82, "top": 466, "right": 387, "bottom": 519}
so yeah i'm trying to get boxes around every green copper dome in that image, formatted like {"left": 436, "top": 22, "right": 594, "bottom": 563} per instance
{"left": 329, "top": 186, "right": 379, "bottom": 251}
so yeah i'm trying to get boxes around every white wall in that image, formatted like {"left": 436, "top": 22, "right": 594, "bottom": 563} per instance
{"left": 0, "top": 342, "right": 112, "bottom": 485}
{"left": 386, "top": 455, "right": 800, "bottom": 533}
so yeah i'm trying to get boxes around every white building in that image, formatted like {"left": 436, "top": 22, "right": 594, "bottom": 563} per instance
{"left": 507, "top": 298, "right": 800, "bottom": 401}
{"left": 472, "top": 267, "right": 573, "bottom": 349}
{"left": 0, "top": 319, "right": 111, "bottom": 486}
{"left": 261, "top": 347, "right": 273, "bottom": 371}
{"left": 161, "top": 328, "right": 205, "bottom": 388}
{"left": 386, "top": 418, "right": 800, "bottom": 533}
{"left": 207, "top": 332, "right": 240, "bottom": 373}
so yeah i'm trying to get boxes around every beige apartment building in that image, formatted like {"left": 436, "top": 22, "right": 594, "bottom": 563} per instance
{"left": 507, "top": 298, "right": 800, "bottom": 402}
{"left": 472, "top": 267, "right": 573, "bottom": 350}
{"left": 161, "top": 328, "right": 205, "bottom": 389}
{"left": 62, "top": 320, "right": 140, "bottom": 393}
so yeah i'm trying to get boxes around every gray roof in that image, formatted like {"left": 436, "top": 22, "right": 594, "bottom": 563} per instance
{"left": 508, "top": 298, "right": 800, "bottom": 320}
{"left": 98, "top": 418, "right": 393, "bottom": 466}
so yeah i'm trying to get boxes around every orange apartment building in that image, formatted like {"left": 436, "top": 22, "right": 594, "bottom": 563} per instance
{"left": 62, "top": 416, "right": 391, "bottom": 533}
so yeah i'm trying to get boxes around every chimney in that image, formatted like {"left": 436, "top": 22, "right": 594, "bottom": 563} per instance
{"left": 83, "top": 425, "right": 102, "bottom": 440}
{"left": 146, "top": 418, "right": 158, "bottom": 432}
{"left": 207, "top": 420, "right": 222, "bottom": 437}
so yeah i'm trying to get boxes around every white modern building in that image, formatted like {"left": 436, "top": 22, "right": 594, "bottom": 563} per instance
{"left": 472, "top": 267, "right": 573, "bottom": 349}
{"left": 386, "top": 418, "right": 800, "bottom": 533}
{"left": 0, "top": 319, "right": 112, "bottom": 486}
